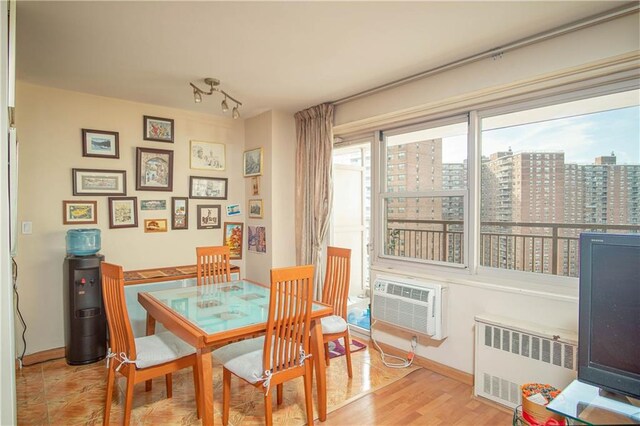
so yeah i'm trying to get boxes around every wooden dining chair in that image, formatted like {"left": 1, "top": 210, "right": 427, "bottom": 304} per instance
{"left": 101, "top": 262, "right": 201, "bottom": 426}
{"left": 212, "top": 265, "right": 315, "bottom": 426}
{"left": 320, "top": 246, "right": 353, "bottom": 378}
{"left": 196, "top": 245, "right": 231, "bottom": 285}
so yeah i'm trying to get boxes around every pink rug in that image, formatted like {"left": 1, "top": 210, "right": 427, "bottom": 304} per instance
{"left": 328, "top": 339, "right": 366, "bottom": 359}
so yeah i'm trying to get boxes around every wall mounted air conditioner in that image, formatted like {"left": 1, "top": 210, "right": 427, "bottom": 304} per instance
{"left": 372, "top": 274, "right": 448, "bottom": 340}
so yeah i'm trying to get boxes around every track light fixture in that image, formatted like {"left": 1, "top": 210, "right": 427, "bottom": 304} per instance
{"left": 189, "top": 78, "right": 242, "bottom": 119}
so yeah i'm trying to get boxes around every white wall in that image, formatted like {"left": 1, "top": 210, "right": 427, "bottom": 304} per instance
{"left": 336, "top": 12, "right": 639, "bottom": 374}
{"left": 15, "top": 82, "right": 245, "bottom": 355}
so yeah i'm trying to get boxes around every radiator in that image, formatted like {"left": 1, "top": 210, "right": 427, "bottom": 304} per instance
{"left": 372, "top": 274, "right": 448, "bottom": 340}
{"left": 474, "top": 314, "right": 578, "bottom": 408}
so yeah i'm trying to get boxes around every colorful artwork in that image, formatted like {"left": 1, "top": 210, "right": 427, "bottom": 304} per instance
{"left": 144, "top": 115, "right": 174, "bottom": 143}
{"left": 223, "top": 222, "right": 244, "bottom": 259}
{"left": 248, "top": 225, "right": 266, "bottom": 254}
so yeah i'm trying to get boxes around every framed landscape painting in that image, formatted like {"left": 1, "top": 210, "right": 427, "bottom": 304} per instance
{"left": 243, "top": 147, "right": 262, "bottom": 177}
{"left": 144, "top": 219, "right": 168, "bottom": 233}
{"left": 136, "top": 147, "right": 174, "bottom": 191}
{"left": 143, "top": 115, "right": 174, "bottom": 143}
{"left": 223, "top": 222, "right": 243, "bottom": 259}
{"left": 72, "top": 169, "right": 127, "bottom": 196}
{"left": 82, "top": 129, "right": 119, "bottom": 158}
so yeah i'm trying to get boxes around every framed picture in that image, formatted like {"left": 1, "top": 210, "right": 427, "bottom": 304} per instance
{"left": 81, "top": 129, "right": 119, "bottom": 158}
{"left": 248, "top": 225, "right": 267, "bottom": 254}
{"left": 136, "top": 147, "right": 174, "bottom": 191}
{"left": 189, "top": 176, "right": 228, "bottom": 200}
{"left": 223, "top": 222, "right": 244, "bottom": 260}
{"left": 72, "top": 169, "right": 127, "bottom": 196}
{"left": 62, "top": 200, "right": 97, "bottom": 225}
{"left": 144, "top": 219, "right": 168, "bottom": 233}
{"left": 243, "top": 147, "right": 263, "bottom": 177}
{"left": 140, "top": 200, "right": 166, "bottom": 210}
{"left": 190, "top": 140, "right": 225, "bottom": 171}
{"left": 108, "top": 197, "right": 138, "bottom": 229}
{"left": 197, "top": 205, "right": 221, "bottom": 229}
{"left": 248, "top": 199, "right": 263, "bottom": 218}
{"left": 226, "top": 203, "right": 240, "bottom": 216}
{"left": 251, "top": 176, "right": 260, "bottom": 196}
{"left": 171, "top": 197, "right": 188, "bottom": 230}
{"left": 143, "top": 115, "right": 174, "bottom": 143}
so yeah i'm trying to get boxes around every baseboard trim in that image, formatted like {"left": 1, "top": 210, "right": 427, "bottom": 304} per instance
{"left": 374, "top": 340, "right": 474, "bottom": 386}
{"left": 16, "top": 347, "right": 65, "bottom": 368}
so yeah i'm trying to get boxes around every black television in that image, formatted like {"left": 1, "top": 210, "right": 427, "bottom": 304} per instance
{"left": 578, "top": 233, "right": 640, "bottom": 399}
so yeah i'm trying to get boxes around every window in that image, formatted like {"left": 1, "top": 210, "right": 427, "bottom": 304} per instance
{"left": 381, "top": 117, "right": 468, "bottom": 266}
{"left": 480, "top": 89, "right": 640, "bottom": 277}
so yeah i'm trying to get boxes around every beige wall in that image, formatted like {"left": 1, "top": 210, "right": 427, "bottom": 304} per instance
{"left": 15, "top": 82, "right": 246, "bottom": 354}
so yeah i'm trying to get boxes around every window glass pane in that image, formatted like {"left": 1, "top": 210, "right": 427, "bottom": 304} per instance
{"left": 385, "top": 122, "right": 468, "bottom": 192}
{"left": 384, "top": 196, "right": 464, "bottom": 264}
{"left": 480, "top": 89, "right": 640, "bottom": 277}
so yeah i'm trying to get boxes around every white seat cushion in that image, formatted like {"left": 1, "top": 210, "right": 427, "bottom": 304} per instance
{"left": 133, "top": 331, "right": 195, "bottom": 369}
{"left": 321, "top": 315, "right": 347, "bottom": 334}
{"left": 212, "top": 336, "right": 266, "bottom": 384}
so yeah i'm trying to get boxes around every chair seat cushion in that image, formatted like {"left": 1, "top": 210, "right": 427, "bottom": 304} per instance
{"left": 133, "top": 331, "right": 195, "bottom": 369}
{"left": 321, "top": 315, "right": 347, "bottom": 334}
{"left": 212, "top": 336, "right": 266, "bottom": 384}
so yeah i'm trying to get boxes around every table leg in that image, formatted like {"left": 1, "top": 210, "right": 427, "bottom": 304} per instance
{"left": 145, "top": 313, "right": 157, "bottom": 391}
{"left": 311, "top": 319, "right": 327, "bottom": 421}
{"left": 196, "top": 347, "right": 214, "bottom": 425}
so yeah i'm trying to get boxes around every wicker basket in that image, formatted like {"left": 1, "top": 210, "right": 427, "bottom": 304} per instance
{"left": 521, "top": 384, "right": 565, "bottom": 425}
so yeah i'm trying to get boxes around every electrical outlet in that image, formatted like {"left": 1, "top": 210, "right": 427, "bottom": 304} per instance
{"left": 21, "top": 221, "right": 32, "bottom": 235}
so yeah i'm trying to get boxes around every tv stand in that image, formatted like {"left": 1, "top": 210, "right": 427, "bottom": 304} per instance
{"left": 546, "top": 380, "right": 640, "bottom": 425}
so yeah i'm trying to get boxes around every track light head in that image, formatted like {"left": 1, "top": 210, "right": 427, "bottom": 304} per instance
{"left": 221, "top": 97, "right": 229, "bottom": 113}
{"left": 232, "top": 105, "right": 240, "bottom": 120}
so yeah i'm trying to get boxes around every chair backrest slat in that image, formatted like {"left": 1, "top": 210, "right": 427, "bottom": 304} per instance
{"left": 264, "top": 265, "right": 314, "bottom": 373}
{"left": 101, "top": 262, "right": 137, "bottom": 360}
{"left": 196, "top": 246, "right": 231, "bottom": 285}
{"left": 321, "top": 247, "right": 351, "bottom": 319}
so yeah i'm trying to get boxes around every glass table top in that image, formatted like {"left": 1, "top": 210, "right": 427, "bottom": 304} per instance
{"left": 546, "top": 380, "right": 640, "bottom": 425}
{"left": 145, "top": 279, "right": 327, "bottom": 335}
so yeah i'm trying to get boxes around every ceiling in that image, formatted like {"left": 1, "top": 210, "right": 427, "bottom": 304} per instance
{"left": 16, "top": 1, "right": 630, "bottom": 119}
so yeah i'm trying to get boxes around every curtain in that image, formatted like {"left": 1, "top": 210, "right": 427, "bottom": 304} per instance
{"left": 294, "top": 103, "right": 334, "bottom": 299}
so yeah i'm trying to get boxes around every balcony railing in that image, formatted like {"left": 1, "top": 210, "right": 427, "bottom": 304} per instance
{"left": 386, "top": 219, "right": 640, "bottom": 277}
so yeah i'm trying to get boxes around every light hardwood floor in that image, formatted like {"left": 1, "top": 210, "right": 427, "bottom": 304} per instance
{"left": 16, "top": 343, "right": 511, "bottom": 425}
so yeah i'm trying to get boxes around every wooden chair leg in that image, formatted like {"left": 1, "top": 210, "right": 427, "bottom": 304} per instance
{"left": 303, "top": 363, "right": 314, "bottom": 426}
{"left": 165, "top": 373, "right": 173, "bottom": 398}
{"left": 344, "top": 333, "right": 353, "bottom": 378}
{"left": 324, "top": 341, "right": 330, "bottom": 366}
{"left": 123, "top": 375, "right": 135, "bottom": 426}
{"left": 222, "top": 368, "right": 231, "bottom": 426}
{"left": 264, "top": 389, "right": 273, "bottom": 426}
{"left": 103, "top": 364, "right": 115, "bottom": 426}
{"left": 193, "top": 365, "right": 201, "bottom": 419}
{"left": 276, "top": 383, "right": 283, "bottom": 405}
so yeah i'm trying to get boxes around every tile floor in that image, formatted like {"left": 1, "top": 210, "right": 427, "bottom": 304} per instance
{"left": 16, "top": 341, "right": 416, "bottom": 425}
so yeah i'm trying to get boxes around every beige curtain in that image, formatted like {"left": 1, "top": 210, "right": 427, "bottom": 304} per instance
{"left": 294, "top": 103, "right": 334, "bottom": 299}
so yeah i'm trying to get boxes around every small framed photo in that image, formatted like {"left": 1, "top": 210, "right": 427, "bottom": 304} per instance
{"left": 251, "top": 176, "right": 260, "bottom": 196}
{"left": 190, "top": 140, "right": 225, "bottom": 171}
{"left": 243, "top": 147, "right": 263, "bottom": 177}
{"left": 226, "top": 203, "right": 240, "bottom": 216}
{"left": 73, "top": 169, "right": 127, "bottom": 196}
{"left": 136, "top": 147, "right": 174, "bottom": 191}
{"left": 143, "top": 115, "right": 174, "bottom": 143}
{"left": 108, "top": 197, "right": 138, "bottom": 229}
{"left": 190, "top": 176, "right": 228, "bottom": 200}
{"left": 171, "top": 197, "right": 189, "bottom": 230}
{"left": 144, "top": 219, "right": 168, "bottom": 233}
{"left": 223, "top": 222, "right": 244, "bottom": 260}
{"left": 197, "top": 205, "right": 221, "bottom": 229}
{"left": 248, "top": 199, "right": 263, "bottom": 219}
{"left": 63, "top": 200, "right": 97, "bottom": 225}
{"left": 248, "top": 225, "right": 267, "bottom": 254}
{"left": 140, "top": 200, "right": 166, "bottom": 210}
{"left": 82, "top": 129, "right": 119, "bottom": 158}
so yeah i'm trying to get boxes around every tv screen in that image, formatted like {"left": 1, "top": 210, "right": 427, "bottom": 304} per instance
{"left": 578, "top": 233, "right": 640, "bottom": 399}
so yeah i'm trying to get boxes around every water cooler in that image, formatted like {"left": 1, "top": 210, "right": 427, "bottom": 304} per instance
{"left": 63, "top": 229, "right": 106, "bottom": 365}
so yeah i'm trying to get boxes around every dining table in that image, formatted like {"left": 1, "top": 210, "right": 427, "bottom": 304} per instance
{"left": 138, "top": 279, "right": 333, "bottom": 425}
